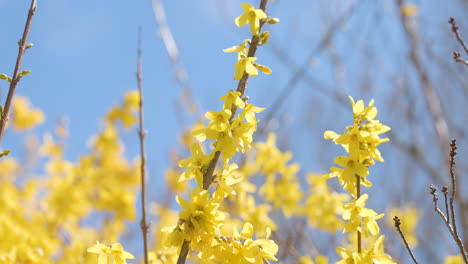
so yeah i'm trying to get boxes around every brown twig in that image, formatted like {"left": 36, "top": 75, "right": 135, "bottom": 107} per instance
{"left": 449, "top": 17, "right": 468, "bottom": 66}
{"left": 448, "top": 18, "right": 468, "bottom": 55}
{"left": 442, "top": 186, "right": 450, "bottom": 224}
{"left": 393, "top": 216, "right": 419, "bottom": 264}
{"left": 0, "top": 0, "right": 37, "bottom": 144}
{"left": 429, "top": 183, "right": 468, "bottom": 263}
{"left": 356, "top": 175, "right": 362, "bottom": 253}
{"left": 453, "top": 52, "right": 468, "bottom": 66}
{"left": 447, "top": 139, "right": 468, "bottom": 263}
{"left": 176, "top": 240, "right": 190, "bottom": 264}
{"left": 177, "top": 1, "right": 271, "bottom": 263}
{"left": 449, "top": 140, "right": 458, "bottom": 229}
{"left": 136, "top": 26, "right": 150, "bottom": 264}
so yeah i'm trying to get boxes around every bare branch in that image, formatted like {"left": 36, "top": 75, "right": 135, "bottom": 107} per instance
{"left": 449, "top": 18, "right": 468, "bottom": 55}
{"left": 394, "top": 216, "right": 420, "bottom": 264}
{"left": 136, "top": 26, "right": 150, "bottom": 264}
{"left": 0, "top": 0, "right": 37, "bottom": 144}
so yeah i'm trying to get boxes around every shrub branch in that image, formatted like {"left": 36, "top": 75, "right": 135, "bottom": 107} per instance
{"left": 393, "top": 216, "right": 419, "bottom": 264}
{"left": 0, "top": 0, "right": 37, "bottom": 144}
{"left": 428, "top": 140, "right": 468, "bottom": 263}
{"left": 449, "top": 17, "right": 468, "bottom": 66}
{"left": 136, "top": 26, "right": 150, "bottom": 264}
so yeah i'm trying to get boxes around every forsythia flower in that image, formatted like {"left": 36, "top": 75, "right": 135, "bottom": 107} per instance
{"left": 256, "top": 134, "right": 304, "bottom": 217}
{"left": 178, "top": 142, "right": 212, "bottom": 185}
{"left": 123, "top": 90, "right": 140, "bottom": 111}
{"left": 234, "top": 57, "right": 258, "bottom": 80}
{"left": 223, "top": 41, "right": 249, "bottom": 60}
{"left": 87, "top": 241, "right": 134, "bottom": 264}
{"left": 12, "top": 95, "right": 45, "bottom": 130}
{"left": 401, "top": 3, "right": 419, "bottom": 17}
{"left": 202, "top": 222, "right": 278, "bottom": 263}
{"left": 166, "top": 187, "right": 225, "bottom": 247}
{"left": 324, "top": 97, "right": 390, "bottom": 196}
{"left": 324, "top": 97, "right": 392, "bottom": 262}
{"left": 342, "top": 194, "right": 384, "bottom": 236}
{"left": 235, "top": 3, "right": 267, "bottom": 35}
{"left": 336, "top": 236, "right": 395, "bottom": 264}
{"left": 219, "top": 90, "right": 246, "bottom": 110}
{"left": 303, "top": 174, "right": 349, "bottom": 233}
{"left": 106, "top": 90, "right": 141, "bottom": 129}
{"left": 444, "top": 255, "right": 464, "bottom": 264}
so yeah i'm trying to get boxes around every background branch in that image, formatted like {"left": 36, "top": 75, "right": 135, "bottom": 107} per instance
{"left": 137, "top": 26, "right": 150, "bottom": 264}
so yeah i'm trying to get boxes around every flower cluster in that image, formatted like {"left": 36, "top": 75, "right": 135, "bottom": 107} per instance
{"left": 324, "top": 97, "right": 395, "bottom": 263}
{"left": 161, "top": 2, "right": 279, "bottom": 263}
{"left": 87, "top": 241, "right": 135, "bottom": 264}
{"left": 0, "top": 91, "right": 140, "bottom": 264}
{"left": 224, "top": 3, "right": 273, "bottom": 80}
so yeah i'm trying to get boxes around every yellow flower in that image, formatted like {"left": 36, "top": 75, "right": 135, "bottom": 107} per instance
{"left": 332, "top": 156, "right": 369, "bottom": 193}
{"left": 110, "top": 243, "right": 135, "bottom": 264}
{"left": 213, "top": 163, "right": 242, "bottom": 198}
{"left": 106, "top": 106, "right": 137, "bottom": 129}
{"left": 178, "top": 142, "right": 212, "bottom": 184}
{"left": 234, "top": 57, "right": 258, "bottom": 80}
{"left": 175, "top": 187, "right": 225, "bottom": 242}
{"left": 224, "top": 41, "right": 249, "bottom": 60}
{"left": 348, "top": 96, "right": 377, "bottom": 121}
{"left": 342, "top": 194, "right": 383, "bottom": 236}
{"left": 303, "top": 174, "right": 349, "bottom": 233}
{"left": 205, "top": 109, "right": 231, "bottom": 132}
{"left": 87, "top": 241, "right": 111, "bottom": 264}
{"left": 40, "top": 133, "right": 63, "bottom": 157}
{"left": 12, "top": 95, "right": 45, "bottom": 130}
{"left": 87, "top": 242, "right": 134, "bottom": 264}
{"left": 123, "top": 90, "right": 140, "bottom": 111}
{"left": 444, "top": 255, "right": 464, "bottom": 264}
{"left": 219, "top": 90, "right": 245, "bottom": 111}
{"left": 401, "top": 3, "right": 419, "bottom": 17}
{"left": 235, "top": 3, "right": 267, "bottom": 35}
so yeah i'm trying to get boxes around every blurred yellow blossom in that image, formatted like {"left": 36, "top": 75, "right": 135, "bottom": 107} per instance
{"left": 12, "top": 95, "right": 44, "bottom": 130}
{"left": 401, "top": 3, "right": 419, "bottom": 17}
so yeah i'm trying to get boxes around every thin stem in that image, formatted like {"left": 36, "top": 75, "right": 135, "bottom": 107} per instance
{"left": 136, "top": 26, "right": 150, "bottom": 264}
{"left": 430, "top": 185, "right": 468, "bottom": 263}
{"left": 449, "top": 18, "right": 468, "bottom": 56}
{"left": 356, "top": 174, "right": 361, "bottom": 253}
{"left": 449, "top": 140, "right": 458, "bottom": 233}
{"left": 448, "top": 140, "right": 468, "bottom": 263}
{"left": 177, "top": 240, "right": 190, "bottom": 264}
{"left": 0, "top": 0, "right": 37, "bottom": 144}
{"left": 393, "top": 216, "right": 419, "bottom": 264}
{"left": 442, "top": 186, "right": 450, "bottom": 224}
